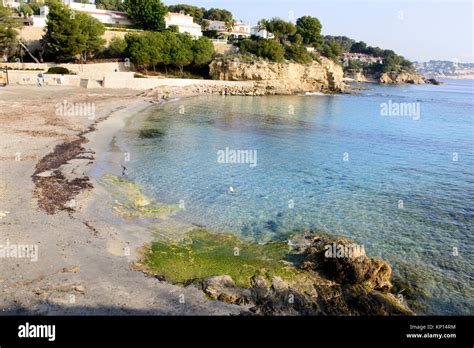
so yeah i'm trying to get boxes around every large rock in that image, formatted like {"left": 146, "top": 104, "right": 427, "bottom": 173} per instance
{"left": 301, "top": 235, "right": 392, "bottom": 291}
{"left": 209, "top": 57, "right": 345, "bottom": 94}
{"left": 201, "top": 275, "right": 252, "bottom": 305}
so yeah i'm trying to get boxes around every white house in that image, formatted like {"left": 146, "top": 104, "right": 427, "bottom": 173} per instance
{"left": 342, "top": 52, "right": 384, "bottom": 64}
{"left": 208, "top": 20, "right": 251, "bottom": 39}
{"left": 3, "top": 0, "right": 20, "bottom": 9}
{"left": 165, "top": 12, "right": 202, "bottom": 37}
{"left": 67, "top": 2, "right": 132, "bottom": 26}
{"left": 250, "top": 26, "right": 274, "bottom": 39}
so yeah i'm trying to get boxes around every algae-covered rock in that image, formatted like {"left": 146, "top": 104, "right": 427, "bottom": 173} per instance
{"left": 139, "top": 229, "right": 414, "bottom": 315}
{"left": 98, "top": 174, "right": 179, "bottom": 219}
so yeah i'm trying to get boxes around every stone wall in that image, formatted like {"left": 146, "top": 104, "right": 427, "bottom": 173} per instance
{"left": 17, "top": 26, "right": 130, "bottom": 52}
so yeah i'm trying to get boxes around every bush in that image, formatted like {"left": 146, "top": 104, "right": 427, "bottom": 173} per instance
{"left": 46, "top": 67, "right": 71, "bottom": 74}
{"left": 240, "top": 38, "right": 285, "bottom": 62}
{"left": 284, "top": 44, "right": 313, "bottom": 64}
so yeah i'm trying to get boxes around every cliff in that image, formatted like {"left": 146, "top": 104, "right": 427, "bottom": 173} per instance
{"left": 344, "top": 68, "right": 432, "bottom": 84}
{"left": 209, "top": 57, "right": 345, "bottom": 94}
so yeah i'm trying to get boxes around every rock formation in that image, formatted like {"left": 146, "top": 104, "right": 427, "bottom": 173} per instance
{"left": 200, "top": 234, "right": 413, "bottom": 315}
{"left": 209, "top": 57, "right": 345, "bottom": 94}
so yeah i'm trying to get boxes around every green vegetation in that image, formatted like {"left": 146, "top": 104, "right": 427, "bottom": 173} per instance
{"left": 46, "top": 66, "right": 71, "bottom": 74}
{"left": 203, "top": 8, "right": 233, "bottom": 22}
{"left": 142, "top": 228, "right": 310, "bottom": 288}
{"left": 42, "top": 2, "right": 105, "bottom": 62}
{"left": 348, "top": 40, "right": 414, "bottom": 73}
{"left": 124, "top": 0, "right": 168, "bottom": 31}
{"left": 98, "top": 174, "right": 179, "bottom": 219}
{"left": 104, "top": 36, "right": 127, "bottom": 58}
{"left": 17, "top": 3, "right": 34, "bottom": 17}
{"left": 96, "top": 0, "right": 124, "bottom": 11}
{"left": 240, "top": 37, "right": 285, "bottom": 62}
{"left": 296, "top": 16, "right": 323, "bottom": 48}
{"left": 125, "top": 31, "right": 214, "bottom": 74}
{"left": 259, "top": 17, "right": 296, "bottom": 44}
{"left": 0, "top": 5, "right": 18, "bottom": 59}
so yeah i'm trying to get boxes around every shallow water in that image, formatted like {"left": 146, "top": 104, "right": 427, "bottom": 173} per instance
{"left": 121, "top": 80, "right": 473, "bottom": 315}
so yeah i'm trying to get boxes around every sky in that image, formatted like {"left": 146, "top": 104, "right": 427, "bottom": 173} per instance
{"left": 163, "top": 0, "right": 474, "bottom": 63}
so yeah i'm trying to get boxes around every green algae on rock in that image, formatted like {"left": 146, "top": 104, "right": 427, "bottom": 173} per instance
{"left": 98, "top": 174, "right": 179, "bottom": 219}
{"left": 141, "top": 228, "right": 311, "bottom": 288}
{"left": 137, "top": 229, "right": 414, "bottom": 315}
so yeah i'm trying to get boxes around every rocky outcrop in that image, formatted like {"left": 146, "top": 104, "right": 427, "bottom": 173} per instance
{"left": 199, "top": 234, "right": 412, "bottom": 316}
{"left": 379, "top": 71, "right": 426, "bottom": 84}
{"left": 209, "top": 57, "right": 345, "bottom": 94}
{"left": 344, "top": 68, "right": 434, "bottom": 84}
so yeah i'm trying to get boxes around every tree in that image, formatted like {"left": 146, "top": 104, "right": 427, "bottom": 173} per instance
{"left": 76, "top": 13, "right": 106, "bottom": 61}
{"left": 172, "top": 33, "right": 194, "bottom": 74}
{"left": 240, "top": 38, "right": 285, "bottom": 62}
{"left": 324, "top": 36, "right": 355, "bottom": 52}
{"left": 225, "top": 19, "right": 235, "bottom": 33}
{"left": 125, "top": 0, "right": 168, "bottom": 31}
{"left": 201, "top": 19, "right": 210, "bottom": 31}
{"left": 350, "top": 41, "right": 368, "bottom": 53}
{"left": 125, "top": 33, "right": 151, "bottom": 67}
{"left": 106, "top": 36, "right": 127, "bottom": 58}
{"left": 0, "top": 5, "right": 18, "bottom": 59}
{"left": 285, "top": 44, "right": 313, "bottom": 64}
{"left": 42, "top": 2, "right": 105, "bottom": 62}
{"left": 192, "top": 36, "right": 214, "bottom": 65}
{"left": 296, "top": 16, "right": 323, "bottom": 48}
{"left": 321, "top": 41, "right": 342, "bottom": 62}
{"left": 204, "top": 8, "right": 233, "bottom": 22}
{"left": 17, "top": 4, "right": 34, "bottom": 18}
{"left": 168, "top": 4, "right": 205, "bottom": 24}
{"left": 259, "top": 18, "right": 296, "bottom": 44}
{"left": 95, "top": 0, "right": 124, "bottom": 11}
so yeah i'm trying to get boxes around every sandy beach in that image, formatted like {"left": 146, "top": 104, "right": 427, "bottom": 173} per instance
{"left": 0, "top": 85, "right": 244, "bottom": 315}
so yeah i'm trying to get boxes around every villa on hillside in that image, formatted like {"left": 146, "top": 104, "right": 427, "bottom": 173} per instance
{"left": 343, "top": 52, "right": 384, "bottom": 64}
{"left": 66, "top": 1, "right": 132, "bottom": 26}
{"left": 7, "top": 1, "right": 132, "bottom": 27}
{"left": 164, "top": 12, "right": 202, "bottom": 37}
{"left": 207, "top": 20, "right": 251, "bottom": 39}
{"left": 250, "top": 26, "right": 274, "bottom": 39}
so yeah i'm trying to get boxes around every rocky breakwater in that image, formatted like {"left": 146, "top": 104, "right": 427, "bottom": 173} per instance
{"left": 209, "top": 57, "right": 345, "bottom": 94}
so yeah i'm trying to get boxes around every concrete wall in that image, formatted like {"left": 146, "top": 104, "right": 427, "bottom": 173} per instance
{"left": 2, "top": 62, "right": 131, "bottom": 77}
{"left": 17, "top": 26, "right": 131, "bottom": 52}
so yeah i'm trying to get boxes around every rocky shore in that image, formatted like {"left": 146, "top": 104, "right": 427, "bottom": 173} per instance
{"left": 134, "top": 227, "right": 413, "bottom": 316}
{"left": 344, "top": 68, "right": 438, "bottom": 84}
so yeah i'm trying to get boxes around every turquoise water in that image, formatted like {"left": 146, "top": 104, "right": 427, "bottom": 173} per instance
{"left": 121, "top": 80, "right": 473, "bottom": 315}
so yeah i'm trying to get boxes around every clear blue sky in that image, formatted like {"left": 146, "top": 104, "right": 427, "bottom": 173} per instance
{"left": 163, "top": 0, "right": 473, "bottom": 62}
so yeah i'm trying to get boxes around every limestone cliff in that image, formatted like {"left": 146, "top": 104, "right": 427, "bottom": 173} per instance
{"left": 345, "top": 68, "right": 431, "bottom": 84}
{"left": 209, "top": 57, "right": 345, "bottom": 94}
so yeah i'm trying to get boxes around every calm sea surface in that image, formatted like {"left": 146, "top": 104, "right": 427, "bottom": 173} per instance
{"left": 120, "top": 80, "right": 473, "bottom": 314}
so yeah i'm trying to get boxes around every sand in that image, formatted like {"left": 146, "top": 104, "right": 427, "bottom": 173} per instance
{"left": 0, "top": 85, "right": 243, "bottom": 315}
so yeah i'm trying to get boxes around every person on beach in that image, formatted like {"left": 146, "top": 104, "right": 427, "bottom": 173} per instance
{"left": 37, "top": 73, "right": 44, "bottom": 87}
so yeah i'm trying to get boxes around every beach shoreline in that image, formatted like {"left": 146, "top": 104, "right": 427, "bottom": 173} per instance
{"left": 0, "top": 84, "right": 245, "bottom": 315}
